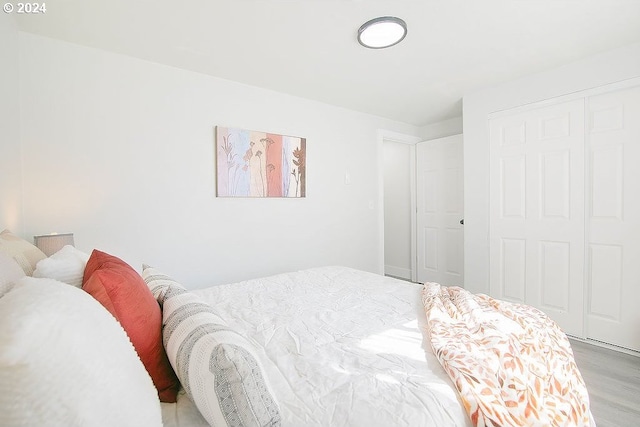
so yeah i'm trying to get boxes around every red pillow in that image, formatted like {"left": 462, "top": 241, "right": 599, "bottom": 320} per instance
{"left": 82, "top": 249, "right": 179, "bottom": 402}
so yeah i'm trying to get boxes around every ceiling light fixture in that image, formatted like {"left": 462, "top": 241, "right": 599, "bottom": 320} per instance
{"left": 357, "top": 16, "right": 407, "bottom": 49}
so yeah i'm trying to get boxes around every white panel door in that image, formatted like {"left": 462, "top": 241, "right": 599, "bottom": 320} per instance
{"left": 416, "top": 134, "right": 464, "bottom": 285}
{"left": 489, "top": 100, "right": 585, "bottom": 337}
{"left": 586, "top": 85, "right": 640, "bottom": 351}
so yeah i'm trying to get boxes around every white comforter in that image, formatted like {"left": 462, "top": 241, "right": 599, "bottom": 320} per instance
{"left": 161, "top": 266, "right": 471, "bottom": 427}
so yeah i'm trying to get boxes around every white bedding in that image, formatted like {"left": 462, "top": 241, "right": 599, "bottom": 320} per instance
{"left": 160, "top": 266, "right": 472, "bottom": 427}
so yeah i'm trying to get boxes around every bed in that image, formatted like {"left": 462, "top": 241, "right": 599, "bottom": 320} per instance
{"left": 160, "top": 265, "right": 471, "bottom": 427}
{"left": 0, "top": 230, "right": 594, "bottom": 427}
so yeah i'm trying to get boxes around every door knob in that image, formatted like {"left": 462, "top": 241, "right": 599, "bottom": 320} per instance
{"left": 460, "top": 219, "right": 464, "bottom": 225}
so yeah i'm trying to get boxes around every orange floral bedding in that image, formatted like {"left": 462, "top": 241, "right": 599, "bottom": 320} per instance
{"left": 422, "top": 283, "right": 593, "bottom": 427}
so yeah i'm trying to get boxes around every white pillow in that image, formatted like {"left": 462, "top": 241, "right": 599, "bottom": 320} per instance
{"left": 33, "top": 245, "right": 90, "bottom": 287}
{"left": 143, "top": 266, "right": 281, "bottom": 427}
{"left": 0, "top": 229, "right": 46, "bottom": 275}
{"left": 0, "top": 277, "right": 163, "bottom": 427}
{"left": 0, "top": 253, "right": 25, "bottom": 298}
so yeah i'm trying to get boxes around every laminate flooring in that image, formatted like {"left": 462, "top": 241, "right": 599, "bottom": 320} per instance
{"left": 570, "top": 339, "right": 640, "bottom": 426}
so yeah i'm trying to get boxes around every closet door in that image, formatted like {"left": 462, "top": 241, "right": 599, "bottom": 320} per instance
{"left": 586, "top": 85, "right": 640, "bottom": 351}
{"left": 489, "top": 99, "right": 585, "bottom": 337}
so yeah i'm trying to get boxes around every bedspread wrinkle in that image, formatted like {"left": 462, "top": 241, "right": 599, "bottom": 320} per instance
{"left": 422, "top": 283, "right": 592, "bottom": 427}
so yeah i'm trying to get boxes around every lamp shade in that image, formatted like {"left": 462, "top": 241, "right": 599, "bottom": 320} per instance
{"left": 33, "top": 233, "right": 75, "bottom": 256}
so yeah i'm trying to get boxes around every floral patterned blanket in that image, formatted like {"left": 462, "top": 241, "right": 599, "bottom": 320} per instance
{"left": 422, "top": 283, "right": 592, "bottom": 427}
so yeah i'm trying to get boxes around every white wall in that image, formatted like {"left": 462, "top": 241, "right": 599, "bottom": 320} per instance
{"left": 17, "top": 33, "right": 420, "bottom": 288}
{"left": 0, "top": 14, "right": 22, "bottom": 233}
{"left": 463, "top": 41, "right": 640, "bottom": 294}
{"left": 419, "top": 116, "right": 462, "bottom": 141}
{"left": 383, "top": 141, "right": 412, "bottom": 279}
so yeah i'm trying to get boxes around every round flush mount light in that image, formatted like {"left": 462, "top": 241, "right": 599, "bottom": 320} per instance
{"left": 357, "top": 16, "right": 407, "bottom": 49}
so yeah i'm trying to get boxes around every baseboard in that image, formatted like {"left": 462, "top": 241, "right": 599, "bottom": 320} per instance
{"left": 568, "top": 335, "right": 640, "bottom": 357}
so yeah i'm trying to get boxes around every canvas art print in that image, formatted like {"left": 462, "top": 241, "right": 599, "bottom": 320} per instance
{"left": 216, "top": 126, "right": 306, "bottom": 198}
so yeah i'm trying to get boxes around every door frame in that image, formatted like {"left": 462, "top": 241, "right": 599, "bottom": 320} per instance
{"left": 377, "top": 130, "right": 421, "bottom": 281}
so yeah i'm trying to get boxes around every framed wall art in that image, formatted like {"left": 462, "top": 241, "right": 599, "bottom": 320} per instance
{"left": 216, "top": 126, "right": 306, "bottom": 198}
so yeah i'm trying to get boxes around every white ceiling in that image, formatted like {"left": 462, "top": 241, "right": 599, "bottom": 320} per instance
{"left": 15, "top": 0, "right": 640, "bottom": 126}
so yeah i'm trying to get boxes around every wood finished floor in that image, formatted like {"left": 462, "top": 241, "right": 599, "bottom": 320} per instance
{"left": 570, "top": 339, "right": 640, "bottom": 427}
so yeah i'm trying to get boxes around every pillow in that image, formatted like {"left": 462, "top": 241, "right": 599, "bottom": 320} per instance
{"left": 33, "top": 245, "right": 90, "bottom": 287}
{"left": 143, "top": 266, "right": 281, "bottom": 427}
{"left": 0, "top": 277, "right": 163, "bottom": 427}
{"left": 0, "top": 229, "right": 47, "bottom": 276}
{"left": 82, "top": 250, "right": 179, "bottom": 403}
{"left": 0, "top": 253, "right": 25, "bottom": 298}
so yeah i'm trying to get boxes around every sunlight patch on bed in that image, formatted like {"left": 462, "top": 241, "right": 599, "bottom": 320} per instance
{"left": 375, "top": 373, "right": 401, "bottom": 385}
{"left": 358, "top": 320, "right": 426, "bottom": 361}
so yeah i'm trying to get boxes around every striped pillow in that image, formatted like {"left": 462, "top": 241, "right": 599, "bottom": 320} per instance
{"left": 142, "top": 266, "right": 281, "bottom": 427}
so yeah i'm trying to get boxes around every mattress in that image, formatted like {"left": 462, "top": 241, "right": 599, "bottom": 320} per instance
{"left": 160, "top": 266, "right": 472, "bottom": 427}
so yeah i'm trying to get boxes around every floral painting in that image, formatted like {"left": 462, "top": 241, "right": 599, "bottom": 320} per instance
{"left": 216, "top": 126, "right": 306, "bottom": 198}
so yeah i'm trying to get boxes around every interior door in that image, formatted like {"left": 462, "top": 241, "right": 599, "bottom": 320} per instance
{"left": 489, "top": 99, "right": 585, "bottom": 337}
{"left": 416, "top": 134, "right": 464, "bottom": 285}
{"left": 586, "top": 85, "right": 640, "bottom": 351}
